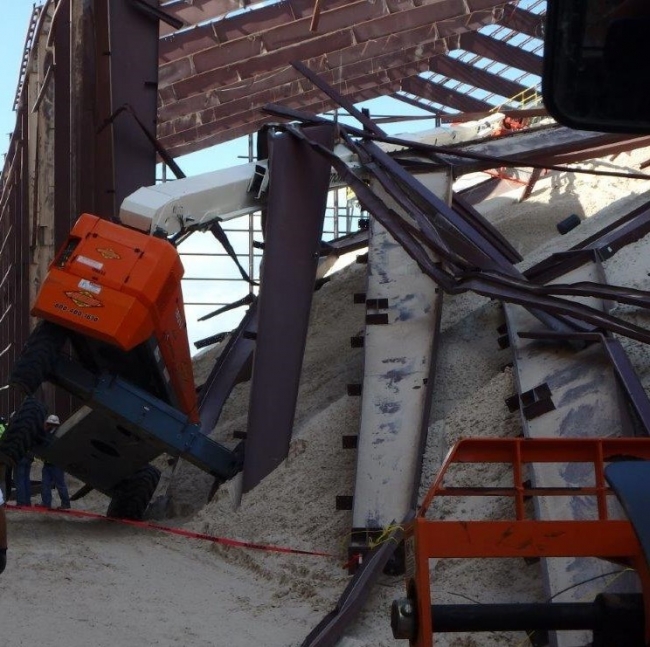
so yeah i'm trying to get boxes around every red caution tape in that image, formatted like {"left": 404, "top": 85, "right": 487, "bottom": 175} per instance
{"left": 6, "top": 503, "right": 334, "bottom": 559}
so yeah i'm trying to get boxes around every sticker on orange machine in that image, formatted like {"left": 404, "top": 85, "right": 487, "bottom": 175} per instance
{"left": 64, "top": 289, "right": 104, "bottom": 308}
{"left": 78, "top": 279, "right": 101, "bottom": 295}
{"left": 96, "top": 247, "right": 121, "bottom": 260}
{"left": 76, "top": 255, "right": 104, "bottom": 271}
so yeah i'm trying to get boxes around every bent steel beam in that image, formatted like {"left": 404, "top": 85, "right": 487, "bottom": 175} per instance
{"left": 242, "top": 123, "right": 335, "bottom": 493}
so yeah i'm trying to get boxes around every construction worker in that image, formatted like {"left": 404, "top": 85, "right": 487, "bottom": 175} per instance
{"left": 14, "top": 450, "right": 34, "bottom": 507}
{"left": 0, "top": 416, "right": 8, "bottom": 502}
{"left": 41, "top": 415, "right": 71, "bottom": 510}
{"left": 0, "top": 484, "right": 7, "bottom": 574}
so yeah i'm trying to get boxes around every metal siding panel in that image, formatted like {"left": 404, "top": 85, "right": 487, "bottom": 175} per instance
{"left": 54, "top": 0, "right": 72, "bottom": 247}
{"left": 108, "top": 0, "right": 159, "bottom": 214}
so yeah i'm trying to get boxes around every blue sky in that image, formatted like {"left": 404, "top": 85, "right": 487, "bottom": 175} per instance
{"left": 0, "top": 2, "right": 442, "bottom": 351}
{"left": 0, "top": 3, "right": 34, "bottom": 162}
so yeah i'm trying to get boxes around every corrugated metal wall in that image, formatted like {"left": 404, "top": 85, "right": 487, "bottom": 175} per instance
{"left": 0, "top": 0, "right": 159, "bottom": 421}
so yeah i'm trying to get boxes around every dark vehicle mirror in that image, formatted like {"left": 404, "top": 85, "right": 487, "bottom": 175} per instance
{"left": 542, "top": 0, "right": 650, "bottom": 133}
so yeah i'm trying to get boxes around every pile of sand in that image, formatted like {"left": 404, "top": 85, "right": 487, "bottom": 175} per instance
{"left": 6, "top": 149, "right": 649, "bottom": 647}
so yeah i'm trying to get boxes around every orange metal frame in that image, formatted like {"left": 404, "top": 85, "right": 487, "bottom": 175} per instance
{"left": 405, "top": 438, "right": 650, "bottom": 646}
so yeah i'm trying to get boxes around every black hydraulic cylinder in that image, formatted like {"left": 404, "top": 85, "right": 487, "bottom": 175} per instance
{"left": 432, "top": 602, "right": 597, "bottom": 632}
{"left": 391, "top": 594, "right": 644, "bottom": 643}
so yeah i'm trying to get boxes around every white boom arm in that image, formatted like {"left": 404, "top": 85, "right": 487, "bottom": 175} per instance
{"left": 119, "top": 114, "right": 507, "bottom": 236}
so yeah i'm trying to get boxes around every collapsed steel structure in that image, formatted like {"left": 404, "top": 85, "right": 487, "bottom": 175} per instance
{"left": 4, "top": 1, "right": 650, "bottom": 646}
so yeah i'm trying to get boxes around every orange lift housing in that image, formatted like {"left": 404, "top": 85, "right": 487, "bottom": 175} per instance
{"left": 32, "top": 213, "right": 199, "bottom": 423}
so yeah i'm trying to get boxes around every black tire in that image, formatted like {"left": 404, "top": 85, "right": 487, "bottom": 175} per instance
{"left": 0, "top": 397, "right": 47, "bottom": 466}
{"left": 9, "top": 320, "right": 67, "bottom": 395}
{"left": 106, "top": 465, "right": 161, "bottom": 520}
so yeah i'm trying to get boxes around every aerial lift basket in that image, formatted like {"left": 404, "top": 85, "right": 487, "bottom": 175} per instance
{"left": 392, "top": 437, "right": 650, "bottom": 646}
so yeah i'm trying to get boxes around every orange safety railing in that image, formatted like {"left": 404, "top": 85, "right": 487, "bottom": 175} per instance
{"left": 403, "top": 437, "right": 650, "bottom": 646}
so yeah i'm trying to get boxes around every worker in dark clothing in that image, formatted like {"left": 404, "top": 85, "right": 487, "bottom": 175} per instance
{"left": 40, "top": 415, "right": 71, "bottom": 510}
{"left": 0, "top": 416, "right": 12, "bottom": 501}
{"left": 0, "top": 485, "right": 7, "bottom": 574}
{"left": 14, "top": 452, "right": 33, "bottom": 507}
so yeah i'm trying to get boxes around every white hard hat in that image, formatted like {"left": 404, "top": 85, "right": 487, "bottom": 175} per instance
{"left": 46, "top": 414, "right": 60, "bottom": 425}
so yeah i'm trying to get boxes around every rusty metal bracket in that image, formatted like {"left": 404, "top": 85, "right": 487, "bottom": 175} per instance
{"left": 505, "top": 382, "right": 555, "bottom": 420}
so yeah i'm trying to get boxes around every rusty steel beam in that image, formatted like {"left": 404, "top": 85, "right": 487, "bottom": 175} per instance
{"left": 157, "top": 47, "right": 440, "bottom": 139}
{"left": 497, "top": 4, "right": 545, "bottom": 38}
{"left": 105, "top": 0, "right": 159, "bottom": 213}
{"left": 160, "top": 81, "right": 403, "bottom": 157}
{"left": 301, "top": 517, "right": 411, "bottom": 647}
{"left": 530, "top": 138, "right": 650, "bottom": 167}
{"left": 519, "top": 166, "right": 542, "bottom": 202}
{"left": 157, "top": 16, "right": 483, "bottom": 121}
{"left": 162, "top": 28, "right": 357, "bottom": 97}
{"left": 451, "top": 193, "right": 522, "bottom": 263}
{"left": 428, "top": 55, "right": 529, "bottom": 101}
{"left": 401, "top": 76, "right": 494, "bottom": 113}
{"left": 439, "top": 107, "right": 548, "bottom": 123}
{"left": 53, "top": 0, "right": 72, "bottom": 247}
{"left": 159, "top": 0, "right": 354, "bottom": 57}
{"left": 459, "top": 30, "right": 543, "bottom": 75}
{"left": 160, "top": 0, "right": 397, "bottom": 68}
{"left": 292, "top": 60, "right": 386, "bottom": 135}
{"left": 154, "top": 1, "right": 545, "bottom": 155}
{"left": 158, "top": 22, "right": 510, "bottom": 146}
{"left": 160, "top": 0, "right": 502, "bottom": 98}
{"left": 159, "top": 0, "right": 503, "bottom": 63}
{"left": 288, "top": 121, "right": 650, "bottom": 344}
{"left": 438, "top": 126, "right": 650, "bottom": 175}
{"left": 159, "top": 19, "right": 515, "bottom": 142}
{"left": 391, "top": 92, "right": 447, "bottom": 116}
{"left": 525, "top": 201, "right": 650, "bottom": 285}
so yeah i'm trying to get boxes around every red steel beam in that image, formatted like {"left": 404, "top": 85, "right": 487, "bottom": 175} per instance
{"left": 497, "top": 4, "right": 545, "bottom": 38}
{"left": 401, "top": 75, "right": 493, "bottom": 113}
{"left": 158, "top": 0, "right": 505, "bottom": 93}
{"left": 157, "top": 10, "right": 506, "bottom": 147}
{"left": 161, "top": 81, "right": 403, "bottom": 157}
{"left": 158, "top": 0, "right": 353, "bottom": 54}
{"left": 459, "top": 30, "right": 543, "bottom": 75}
{"left": 157, "top": 39, "right": 456, "bottom": 138}
{"left": 158, "top": 16, "right": 480, "bottom": 113}
{"left": 428, "top": 55, "right": 529, "bottom": 100}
